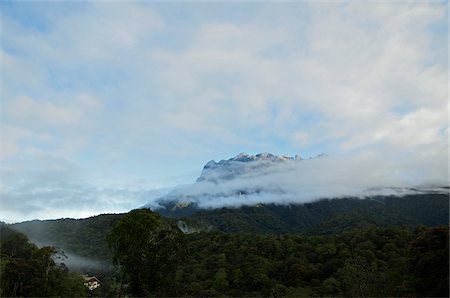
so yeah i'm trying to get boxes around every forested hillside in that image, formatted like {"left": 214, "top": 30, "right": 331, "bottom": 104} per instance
{"left": 166, "top": 226, "right": 449, "bottom": 297}
{"left": 4, "top": 198, "right": 450, "bottom": 297}
{"left": 12, "top": 194, "right": 448, "bottom": 261}
{"left": 11, "top": 213, "right": 124, "bottom": 261}
{"left": 179, "top": 194, "right": 448, "bottom": 234}
{"left": 0, "top": 224, "right": 87, "bottom": 297}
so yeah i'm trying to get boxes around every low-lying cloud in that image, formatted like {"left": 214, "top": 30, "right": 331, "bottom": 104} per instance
{"left": 149, "top": 150, "right": 448, "bottom": 210}
{"left": 60, "top": 252, "right": 113, "bottom": 272}
{"left": 21, "top": 237, "right": 112, "bottom": 272}
{"left": 2, "top": 148, "right": 447, "bottom": 223}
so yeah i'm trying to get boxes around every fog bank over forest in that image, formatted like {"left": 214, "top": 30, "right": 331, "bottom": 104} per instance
{"left": 148, "top": 151, "right": 448, "bottom": 210}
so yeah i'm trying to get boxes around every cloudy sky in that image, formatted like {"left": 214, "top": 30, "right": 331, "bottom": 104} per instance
{"left": 0, "top": 1, "right": 448, "bottom": 222}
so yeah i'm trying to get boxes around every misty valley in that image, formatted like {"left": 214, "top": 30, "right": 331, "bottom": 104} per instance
{"left": 1, "top": 192, "right": 448, "bottom": 297}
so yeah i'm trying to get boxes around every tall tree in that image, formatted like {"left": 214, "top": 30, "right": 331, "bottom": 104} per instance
{"left": 107, "top": 209, "right": 184, "bottom": 296}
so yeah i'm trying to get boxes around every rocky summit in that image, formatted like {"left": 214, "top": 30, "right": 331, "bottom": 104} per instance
{"left": 197, "top": 152, "right": 302, "bottom": 182}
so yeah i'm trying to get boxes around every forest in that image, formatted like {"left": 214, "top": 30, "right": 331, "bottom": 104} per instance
{"left": 0, "top": 224, "right": 87, "bottom": 297}
{"left": 2, "top": 194, "right": 449, "bottom": 297}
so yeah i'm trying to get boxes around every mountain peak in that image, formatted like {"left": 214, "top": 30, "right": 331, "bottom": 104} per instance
{"left": 230, "top": 152, "right": 256, "bottom": 162}
{"left": 255, "top": 152, "right": 276, "bottom": 159}
{"left": 237, "top": 152, "right": 251, "bottom": 157}
{"left": 196, "top": 152, "right": 301, "bottom": 183}
{"left": 202, "top": 152, "right": 300, "bottom": 174}
{"left": 229, "top": 152, "right": 299, "bottom": 162}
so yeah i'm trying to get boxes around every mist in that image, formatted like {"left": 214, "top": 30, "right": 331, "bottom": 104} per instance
{"left": 47, "top": 246, "right": 112, "bottom": 273}
{"left": 148, "top": 150, "right": 448, "bottom": 210}
{"left": 58, "top": 252, "right": 113, "bottom": 272}
{"left": 10, "top": 225, "right": 113, "bottom": 273}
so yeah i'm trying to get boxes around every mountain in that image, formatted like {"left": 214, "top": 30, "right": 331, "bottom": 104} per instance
{"left": 148, "top": 152, "right": 448, "bottom": 219}
{"left": 10, "top": 152, "right": 448, "bottom": 273}
{"left": 149, "top": 152, "right": 322, "bottom": 214}
{"left": 197, "top": 152, "right": 303, "bottom": 182}
{"left": 7, "top": 154, "right": 448, "bottom": 297}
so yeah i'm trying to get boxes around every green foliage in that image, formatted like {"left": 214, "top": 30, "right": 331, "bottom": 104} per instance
{"left": 108, "top": 209, "right": 161, "bottom": 265}
{"left": 107, "top": 208, "right": 185, "bottom": 296}
{"left": 11, "top": 213, "right": 123, "bottom": 261}
{"left": 409, "top": 225, "right": 449, "bottom": 297}
{"left": 2, "top": 221, "right": 448, "bottom": 297}
{"left": 6, "top": 194, "right": 449, "bottom": 297}
{"left": 0, "top": 224, "right": 87, "bottom": 297}
{"left": 11, "top": 194, "right": 447, "bottom": 260}
{"left": 183, "top": 194, "right": 448, "bottom": 234}
{"left": 161, "top": 226, "right": 449, "bottom": 297}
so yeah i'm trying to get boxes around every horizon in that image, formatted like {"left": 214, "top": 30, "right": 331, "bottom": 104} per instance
{"left": 1, "top": 1, "right": 448, "bottom": 223}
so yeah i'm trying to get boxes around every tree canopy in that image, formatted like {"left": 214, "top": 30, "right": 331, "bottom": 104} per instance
{"left": 0, "top": 224, "right": 87, "bottom": 297}
{"left": 107, "top": 208, "right": 185, "bottom": 296}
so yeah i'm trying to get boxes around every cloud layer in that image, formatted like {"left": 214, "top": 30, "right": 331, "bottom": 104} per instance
{"left": 149, "top": 151, "right": 448, "bottom": 210}
{"left": 1, "top": 2, "right": 447, "bottom": 222}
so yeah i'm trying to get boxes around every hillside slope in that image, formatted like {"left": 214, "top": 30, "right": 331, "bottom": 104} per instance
{"left": 12, "top": 213, "right": 124, "bottom": 260}
{"left": 179, "top": 194, "right": 448, "bottom": 234}
{"left": 11, "top": 193, "right": 448, "bottom": 260}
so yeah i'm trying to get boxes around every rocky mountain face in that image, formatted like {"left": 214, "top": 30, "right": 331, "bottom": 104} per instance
{"left": 197, "top": 152, "right": 303, "bottom": 182}
{"left": 147, "top": 152, "right": 321, "bottom": 216}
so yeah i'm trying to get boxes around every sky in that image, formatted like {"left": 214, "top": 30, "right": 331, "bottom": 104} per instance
{"left": 0, "top": 1, "right": 448, "bottom": 223}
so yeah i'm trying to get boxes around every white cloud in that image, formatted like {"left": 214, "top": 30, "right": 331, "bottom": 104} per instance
{"left": 4, "top": 2, "right": 445, "bottom": 160}
{"left": 151, "top": 152, "right": 448, "bottom": 210}
{"left": 1, "top": 94, "right": 104, "bottom": 159}
{"left": 2, "top": 2, "right": 164, "bottom": 62}
{"left": 1, "top": 2, "right": 447, "bottom": 221}
{"left": 7, "top": 96, "right": 80, "bottom": 125}
{"left": 0, "top": 125, "right": 31, "bottom": 159}
{"left": 152, "top": 2, "right": 447, "bottom": 157}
